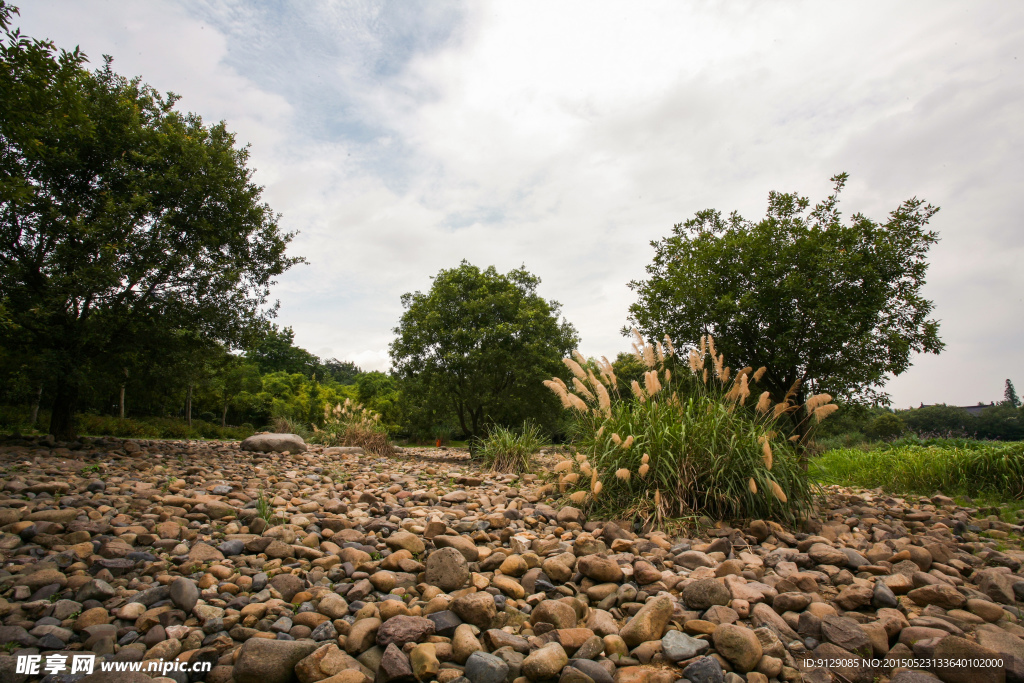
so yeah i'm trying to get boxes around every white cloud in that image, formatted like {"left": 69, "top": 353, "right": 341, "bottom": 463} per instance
{"left": 18, "top": 0, "right": 1024, "bottom": 401}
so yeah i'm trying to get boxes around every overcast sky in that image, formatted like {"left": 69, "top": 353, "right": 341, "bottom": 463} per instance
{"left": 19, "top": 1, "right": 1024, "bottom": 408}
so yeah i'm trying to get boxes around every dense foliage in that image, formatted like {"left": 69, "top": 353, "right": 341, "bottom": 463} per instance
{"left": 627, "top": 174, "right": 943, "bottom": 428}
{"left": 391, "top": 261, "right": 578, "bottom": 442}
{"left": 0, "top": 4, "right": 301, "bottom": 438}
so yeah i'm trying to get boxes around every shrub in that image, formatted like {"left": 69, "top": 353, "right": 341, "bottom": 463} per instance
{"left": 811, "top": 442, "right": 1024, "bottom": 499}
{"left": 479, "top": 422, "right": 545, "bottom": 474}
{"left": 544, "top": 332, "right": 831, "bottom": 525}
{"left": 866, "top": 413, "right": 908, "bottom": 440}
{"left": 312, "top": 399, "right": 394, "bottom": 456}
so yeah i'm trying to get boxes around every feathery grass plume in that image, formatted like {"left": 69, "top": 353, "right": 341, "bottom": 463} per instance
{"left": 656, "top": 341, "right": 665, "bottom": 363}
{"left": 554, "top": 459, "right": 573, "bottom": 473}
{"left": 738, "top": 373, "right": 751, "bottom": 405}
{"left": 720, "top": 365, "right": 731, "bottom": 383}
{"left": 639, "top": 463, "right": 650, "bottom": 477}
{"left": 663, "top": 334, "right": 675, "bottom": 357}
{"left": 580, "top": 462, "right": 592, "bottom": 476}
{"left": 739, "top": 366, "right": 752, "bottom": 376}
{"left": 615, "top": 468, "right": 631, "bottom": 481}
{"left": 762, "top": 441, "right": 773, "bottom": 470}
{"left": 543, "top": 379, "right": 572, "bottom": 408}
{"left": 598, "top": 356, "right": 617, "bottom": 389}
{"left": 567, "top": 394, "right": 589, "bottom": 412}
{"left": 564, "top": 357, "right": 589, "bottom": 383}
{"left": 631, "top": 342, "right": 643, "bottom": 363}
{"left": 575, "top": 453, "right": 588, "bottom": 462}
{"left": 631, "top": 380, "right": 646, "bottom": 401}
{"left": 713, "top": 352, "right": 725, "bottom": 379}
{"left": 641, "top": 452, "right": 650, "bottom": 464}
{"left": 688, "top": 349, "right": 700, "bottom": 373}
{"left": 748, "top": 478, "right": 758, "bottom": 494}
{"left": 595, "top": 425, "right": 605, "bottom": 438}
{"left": 573, "top": 377, "right": 595, "bottom": 402}
{"left": 573, "top": 350, "right": 588, "bottom": 365}
{"left": 611, "top": 433, "right": 622, "bottom": 446}
{"left": 622, "top": 435, "right": 634, "bottom": 449}
{"left": 569, "top": 490, "right": 588, "bottom": 504}
{"left": 772, "top": 402, "right": 791, "bottom": 419}
{"left": 788, "top": 435, "right": 800, "bottom": 441}
{"left": 814, "top": 404, "right": 840, "bottom": 422}
{"left": 592, "top": 480, "right": 603, "bottom": 496}
{"left": 654, "top": 488, "right": 661, "bottom": 508}
{"left": 784, "top": 379, "right": 802, "bottom": 403}
{"left": 703, "top": 368, "right": 708, "bottom": 384}
{"left": 644, "top": 370, "right": 662, "bottom": 396}
{"left": 700, "top": 335, "right": 707, "bottom": 356}
{"left": 594, "top": 381, "right": 611, "bottom": 417}
{"left": 563, "top": 472, "right": 579, "bottom": 484}
{"left": 753, "top": 367, "right": 767, "bottom": 382}
{"left": 707, "top": 334, "right": 716, "bottom": 357}
{"left": 768, "top": 479, "right": 788, "bottom": 503}
{"left": 643, "top": 344, "right": 656, "bottom": 369}
{"left": 664, "top": 368, "right": 672, "bottom": 383}
{"left": 590, "top": 465, "right": 599, "bottom": 491}
{"left": 805, "top": 393, "right": 833, "bottom": 413}
{"left": 755, "top": 391, "right": 772, "bottom": 414}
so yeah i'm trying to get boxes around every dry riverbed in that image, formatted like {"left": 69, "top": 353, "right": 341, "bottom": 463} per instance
{"left": 1, "top": 435, "right": 1023, "bottom": 683}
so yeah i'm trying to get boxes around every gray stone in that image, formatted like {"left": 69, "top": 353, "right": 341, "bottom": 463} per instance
{"left": 465, "top": 651, "right": 510, "bottom": 683}
{"left": 662, "top": 629, "right": 710, "bottom": 662}
{"left": 169, "top": 577, "right": 199, "bottom": 613}
{"left": 239, "top": 433, "right": 307, "bottom": 453}
{"left": 425, "top": 546, "right": 471, "bottom": 591}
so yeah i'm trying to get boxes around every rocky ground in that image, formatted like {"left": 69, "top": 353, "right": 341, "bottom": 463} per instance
{"left": 1, "top": 434, "right": 1024, "bottom": 683}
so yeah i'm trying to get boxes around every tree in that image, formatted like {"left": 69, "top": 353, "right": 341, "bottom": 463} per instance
{"left": 627, "top": 174, "right": 943, "bottom": 435}
{"left": 390, "top": 261, "right": 578, "bottom": 442}
{"left": 246, "top": 325, "right": 319, "bottom": 376}
{"left": 1005, "top": 379, "right": 1021, "bottom": 408}
{"left": 0, "top": 4, "right": 300, "bottom": 438}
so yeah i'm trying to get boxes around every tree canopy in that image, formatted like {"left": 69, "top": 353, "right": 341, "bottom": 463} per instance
{"left": 0, "top": 3, "right": 301, "bottom": 438}
{"left": 627, "top": 174, "right": 943, "bottom": 412}
{"left": 390, "top": 261, "right": 578, "bottom": 441}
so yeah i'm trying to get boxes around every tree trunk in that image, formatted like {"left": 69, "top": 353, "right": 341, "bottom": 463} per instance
{"left": 29, "top": 385, "right": 42, "bottom": 426}
{"left": 222, "top": 402, "right": 228, "bottom": 429}
{"left": 49, "top": 377, "right": 79, "bottom": 440}
{"left": 186, "top": 385, "right": 193, "bottom": 427}
{"left": 119, "top": 367, "right": 128, "bottom": 419}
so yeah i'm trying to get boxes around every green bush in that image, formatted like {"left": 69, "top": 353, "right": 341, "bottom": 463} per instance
{"left": 545, "top": 334, "right": 829, "bottom": 524}
{"left": 76, "top": 414, "right": 253, "bottom": 440}
{"left": 811, "top": 442, "right": 1024, "bottom": 499}
{"left": 479, "top": 422, "right": 545, "bottom": 474}
{"left": 866, "top": 413, "right": 908, "bottom": 440}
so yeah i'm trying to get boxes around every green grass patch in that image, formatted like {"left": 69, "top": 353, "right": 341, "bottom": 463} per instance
{"left": 479, "top": 422, "right": 545, "bottom": 474}
{"left": 810, "top": 442, "right": 1024, "bottom": 501}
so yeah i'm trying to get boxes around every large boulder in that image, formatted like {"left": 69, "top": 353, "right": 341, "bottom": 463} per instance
{"left": 233, "top": 638, "right": 320, "bottom": 683}
{"left": 239, "top": 433, "right": 307, "bottom": 453}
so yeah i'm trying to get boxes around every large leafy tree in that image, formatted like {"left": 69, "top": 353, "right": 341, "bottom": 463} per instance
{"left": 627, "top": 174, "right": 943, "bottom": 421}
{"left": 390, "top": 261, "right": 578, "bottom": 441}
{"left": 0, "top": 4, "right": 300, "bottom": 438}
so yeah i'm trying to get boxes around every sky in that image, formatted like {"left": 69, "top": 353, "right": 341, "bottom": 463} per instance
{"left": 18, "top": 1, "right": 1024, "bottom": 408}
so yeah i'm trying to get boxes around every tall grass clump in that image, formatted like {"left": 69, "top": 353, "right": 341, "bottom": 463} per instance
{"left": 811, "top": 442, "right": 1024, "bottom": 500}
{"left": 479, "top": 421, "right": 545, "bottom": 474}
{"left": 311, "top": 398, "right": 394, "bottom": 456}
{"left": 544, "top": 331, "right": 836, "bottom": 525}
